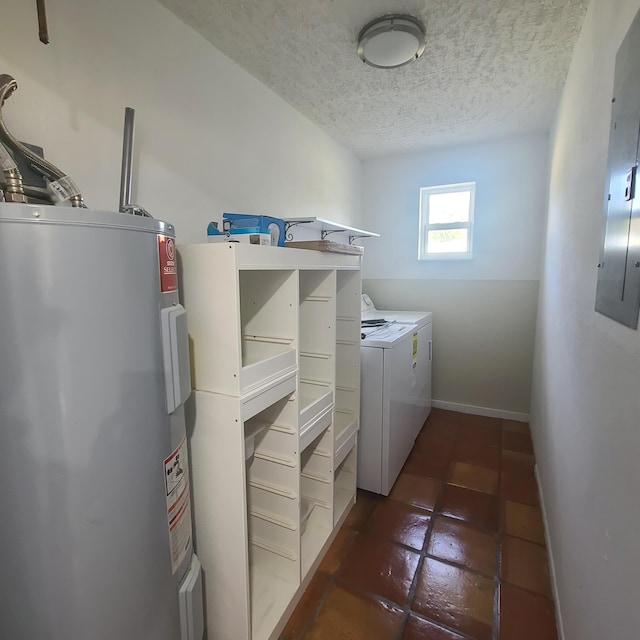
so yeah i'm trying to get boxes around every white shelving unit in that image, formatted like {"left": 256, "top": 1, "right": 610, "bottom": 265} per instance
{"left": 178, "top": 243, "right": 361, "bottom": 640}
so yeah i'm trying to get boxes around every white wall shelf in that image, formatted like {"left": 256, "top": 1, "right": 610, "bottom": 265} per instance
{"left": 282, "top": 216, "right": 380, "bottom": 245}
{"left": 178, "top": 243, "right": 362, "bottom": 640}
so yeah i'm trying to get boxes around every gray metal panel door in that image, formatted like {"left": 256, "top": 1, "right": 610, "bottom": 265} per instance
{"left": 0, "top": 205, "right": 191, "bottom": 639}
{"left": 596, "top": 10, "right": 640, "bottom": 328}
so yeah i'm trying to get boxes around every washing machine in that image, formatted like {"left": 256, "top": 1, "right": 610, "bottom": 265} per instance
{"left": 358, "top": 315, "right": 432, "bottom": 496}
{"left": 362, "top": 294, "right": 433, "bottom": 430}
{"left": 361, "top": 293, "right": 432, "bottom": 331}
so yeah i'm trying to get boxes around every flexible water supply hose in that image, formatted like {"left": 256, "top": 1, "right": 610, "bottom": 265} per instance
{"left": 0, "top": 141, "right": 27, "bottom": 203}
{"left": 0, "top": 74, "right": 85, "bottom": 207}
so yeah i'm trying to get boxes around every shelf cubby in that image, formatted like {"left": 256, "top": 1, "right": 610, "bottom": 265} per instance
{"left": 240, "top": 269, "right": 297, "bottom": 394}
{"left": 300, "top": 506, "right": 332, "bottom": 579}
{"left": 241, "top": 338, "right": 297, "bottom": 394}
{"left": 336, "top": 270, "right": 361, "bottom": 320}
{"left": 299, "top": 352, "right": 332, "bottom": 385}
{"left": 248, "top": 513, "right": 298, "bottom": 562}
{"left": 247, "top": 399, "right": 299, "bottom": 571}
{"left": 335, "top": 386, "right": 360, "bottom": 415}
{"left": 299, "top": 270, "right": 336, "bottom": 386}
{"left": 239, "top": 270, "right": 297, "bottom": 340}
{"left": 334, "top": 409, "right": 358, "bottom": 451}
{"left": 245, "top": 421, "right": 268, "bottom": 461}
{"left": 335, "top": 428, "right": 357, "bottom": 469}
{"left": 300, "top": 453, "right": 332, "bottom": 485}
{"left": 249, "top": 546, "right": 298, "bottom": 640}
{"left": 300, "top": 473, "right": 333, "bottom": 511}
{"left": 336, "top": 317, "right": 359, "bottom": 342}
{"left": 334, "top": 446, "right": 357, "bottom": 526}
{"left": 240, "top": 370, "right": 296, "bottom": 423}
{"left": 335, "top": 270, "right": 361, "bottom": 424}
{"left": 300, "top": 404, "right": 333, "bottom": 453}
{"left": 298, "top": 379, "right": 333, "bottom": 427}
{"left": 300, "top": 427, "right": 333, "bottom": 513}
{"left": 300, "top": 428, "right": 333, "bottom": 578}
{"left": 300, "top": 496, "right": 316, "bottom": 534}
{"left": 335, "top": 343, "right": 360, "bottom": 391}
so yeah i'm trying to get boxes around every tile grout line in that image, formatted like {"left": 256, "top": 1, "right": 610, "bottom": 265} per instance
{"left": 418, "top": 418, "right": 498, "bottom": 639}
{"left": 412, "top": 420, "right": 503, "bottom": 640}
{"left": 392, "top": 438, "right": 496, "bottom": 640}
{"left": 396, "top": 421, "right": 457, "bottom": 640}
{"left": 392, "top": 474, "right": 444, "bottom": 640}
{"left": 493, "top": 420, "right": 505, "bottom": 640}
{"left": 451, "top": 416, "right": 528, "bottom": 640}
{"left": 295, "top": 573, "right": 335, "bottom": 640}
{"left": 495, "top": 418, "right": 560, "bottom": 638}
{"left": 295, "top": 505, "right": 375, "bottom": 639}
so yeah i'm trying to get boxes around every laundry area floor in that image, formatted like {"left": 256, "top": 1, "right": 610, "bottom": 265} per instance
{"left": 280, "top": 409, "right": 557, "bottom": 640}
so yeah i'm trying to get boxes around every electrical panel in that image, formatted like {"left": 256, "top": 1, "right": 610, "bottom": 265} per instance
{"left": 596, "top": 9, "right": 640, "bottom": 328}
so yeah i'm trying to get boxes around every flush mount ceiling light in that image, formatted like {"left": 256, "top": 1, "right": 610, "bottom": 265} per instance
{"left": 357, "top": 14, "right": 426, "bottom": 69}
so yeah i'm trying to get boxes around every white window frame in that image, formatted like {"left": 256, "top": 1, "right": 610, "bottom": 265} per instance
{"left": 418, "top": 181, "right": 476, "bottom": 260}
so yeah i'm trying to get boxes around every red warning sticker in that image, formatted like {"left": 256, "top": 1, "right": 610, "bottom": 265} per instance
{"left": 164, "top": 436, "right": 192, "bottom": 574}
{"left": 158, "top": 235, "right": 177, "bottom": 293}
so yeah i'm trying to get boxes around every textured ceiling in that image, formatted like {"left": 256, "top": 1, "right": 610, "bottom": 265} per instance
{"left": 159, "top": 0, "right": 588, "bottom": 158}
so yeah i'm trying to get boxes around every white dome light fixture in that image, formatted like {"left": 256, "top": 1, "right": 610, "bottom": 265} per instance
{"left": 357, "top": 14, "right": 426, "bottom": 69}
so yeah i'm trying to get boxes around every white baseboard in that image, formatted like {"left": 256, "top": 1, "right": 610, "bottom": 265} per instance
{"left": 431, "top": 399, "right": 530, "bottom": 422}
{"left": 534, "top": 464, "right": 565, "bottom": 640}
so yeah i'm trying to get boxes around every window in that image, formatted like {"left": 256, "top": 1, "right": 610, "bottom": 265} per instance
{"left": 418, "top": 182, "right": 475, "bottom": 259}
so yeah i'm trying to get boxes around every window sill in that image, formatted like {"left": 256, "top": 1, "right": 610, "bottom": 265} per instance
{"left": 418, "top": 253, "right": 473, "bottom": 261}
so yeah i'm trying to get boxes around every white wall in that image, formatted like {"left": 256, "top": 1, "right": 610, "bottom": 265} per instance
{"left": 0, "top": 0, "right": 361, "bottom": 243}
{"left": 531, "top": 0, "right": 640, "bottom": 638}
{"left": 361, "top": 135, "right": 549, "bottom": 414}
{"left": 360, "top": 135, "right": 548, "bottom": 281}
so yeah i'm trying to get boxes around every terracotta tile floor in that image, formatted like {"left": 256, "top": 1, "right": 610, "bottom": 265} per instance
{"left": 281, "top": 409, "right": 558, "bottom": 640}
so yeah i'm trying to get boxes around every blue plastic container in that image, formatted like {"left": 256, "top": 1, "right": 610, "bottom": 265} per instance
{"left": 221, "top": 213, "right": 286, "bottom": 246}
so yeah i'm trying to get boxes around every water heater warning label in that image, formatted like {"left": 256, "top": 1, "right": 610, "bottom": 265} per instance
{"left": 158, "top": 235, "right": 177, "bottom": 293}
{"left": 164, "top": 437, "right": 192, "bottom": 574}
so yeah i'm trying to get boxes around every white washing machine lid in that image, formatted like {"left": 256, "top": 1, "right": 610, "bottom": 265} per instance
{"left": 361, "top": 294, "right": 432, "bottom": 330}
{"left": 361, "top": 321, "right": 417, "bottom": 348}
